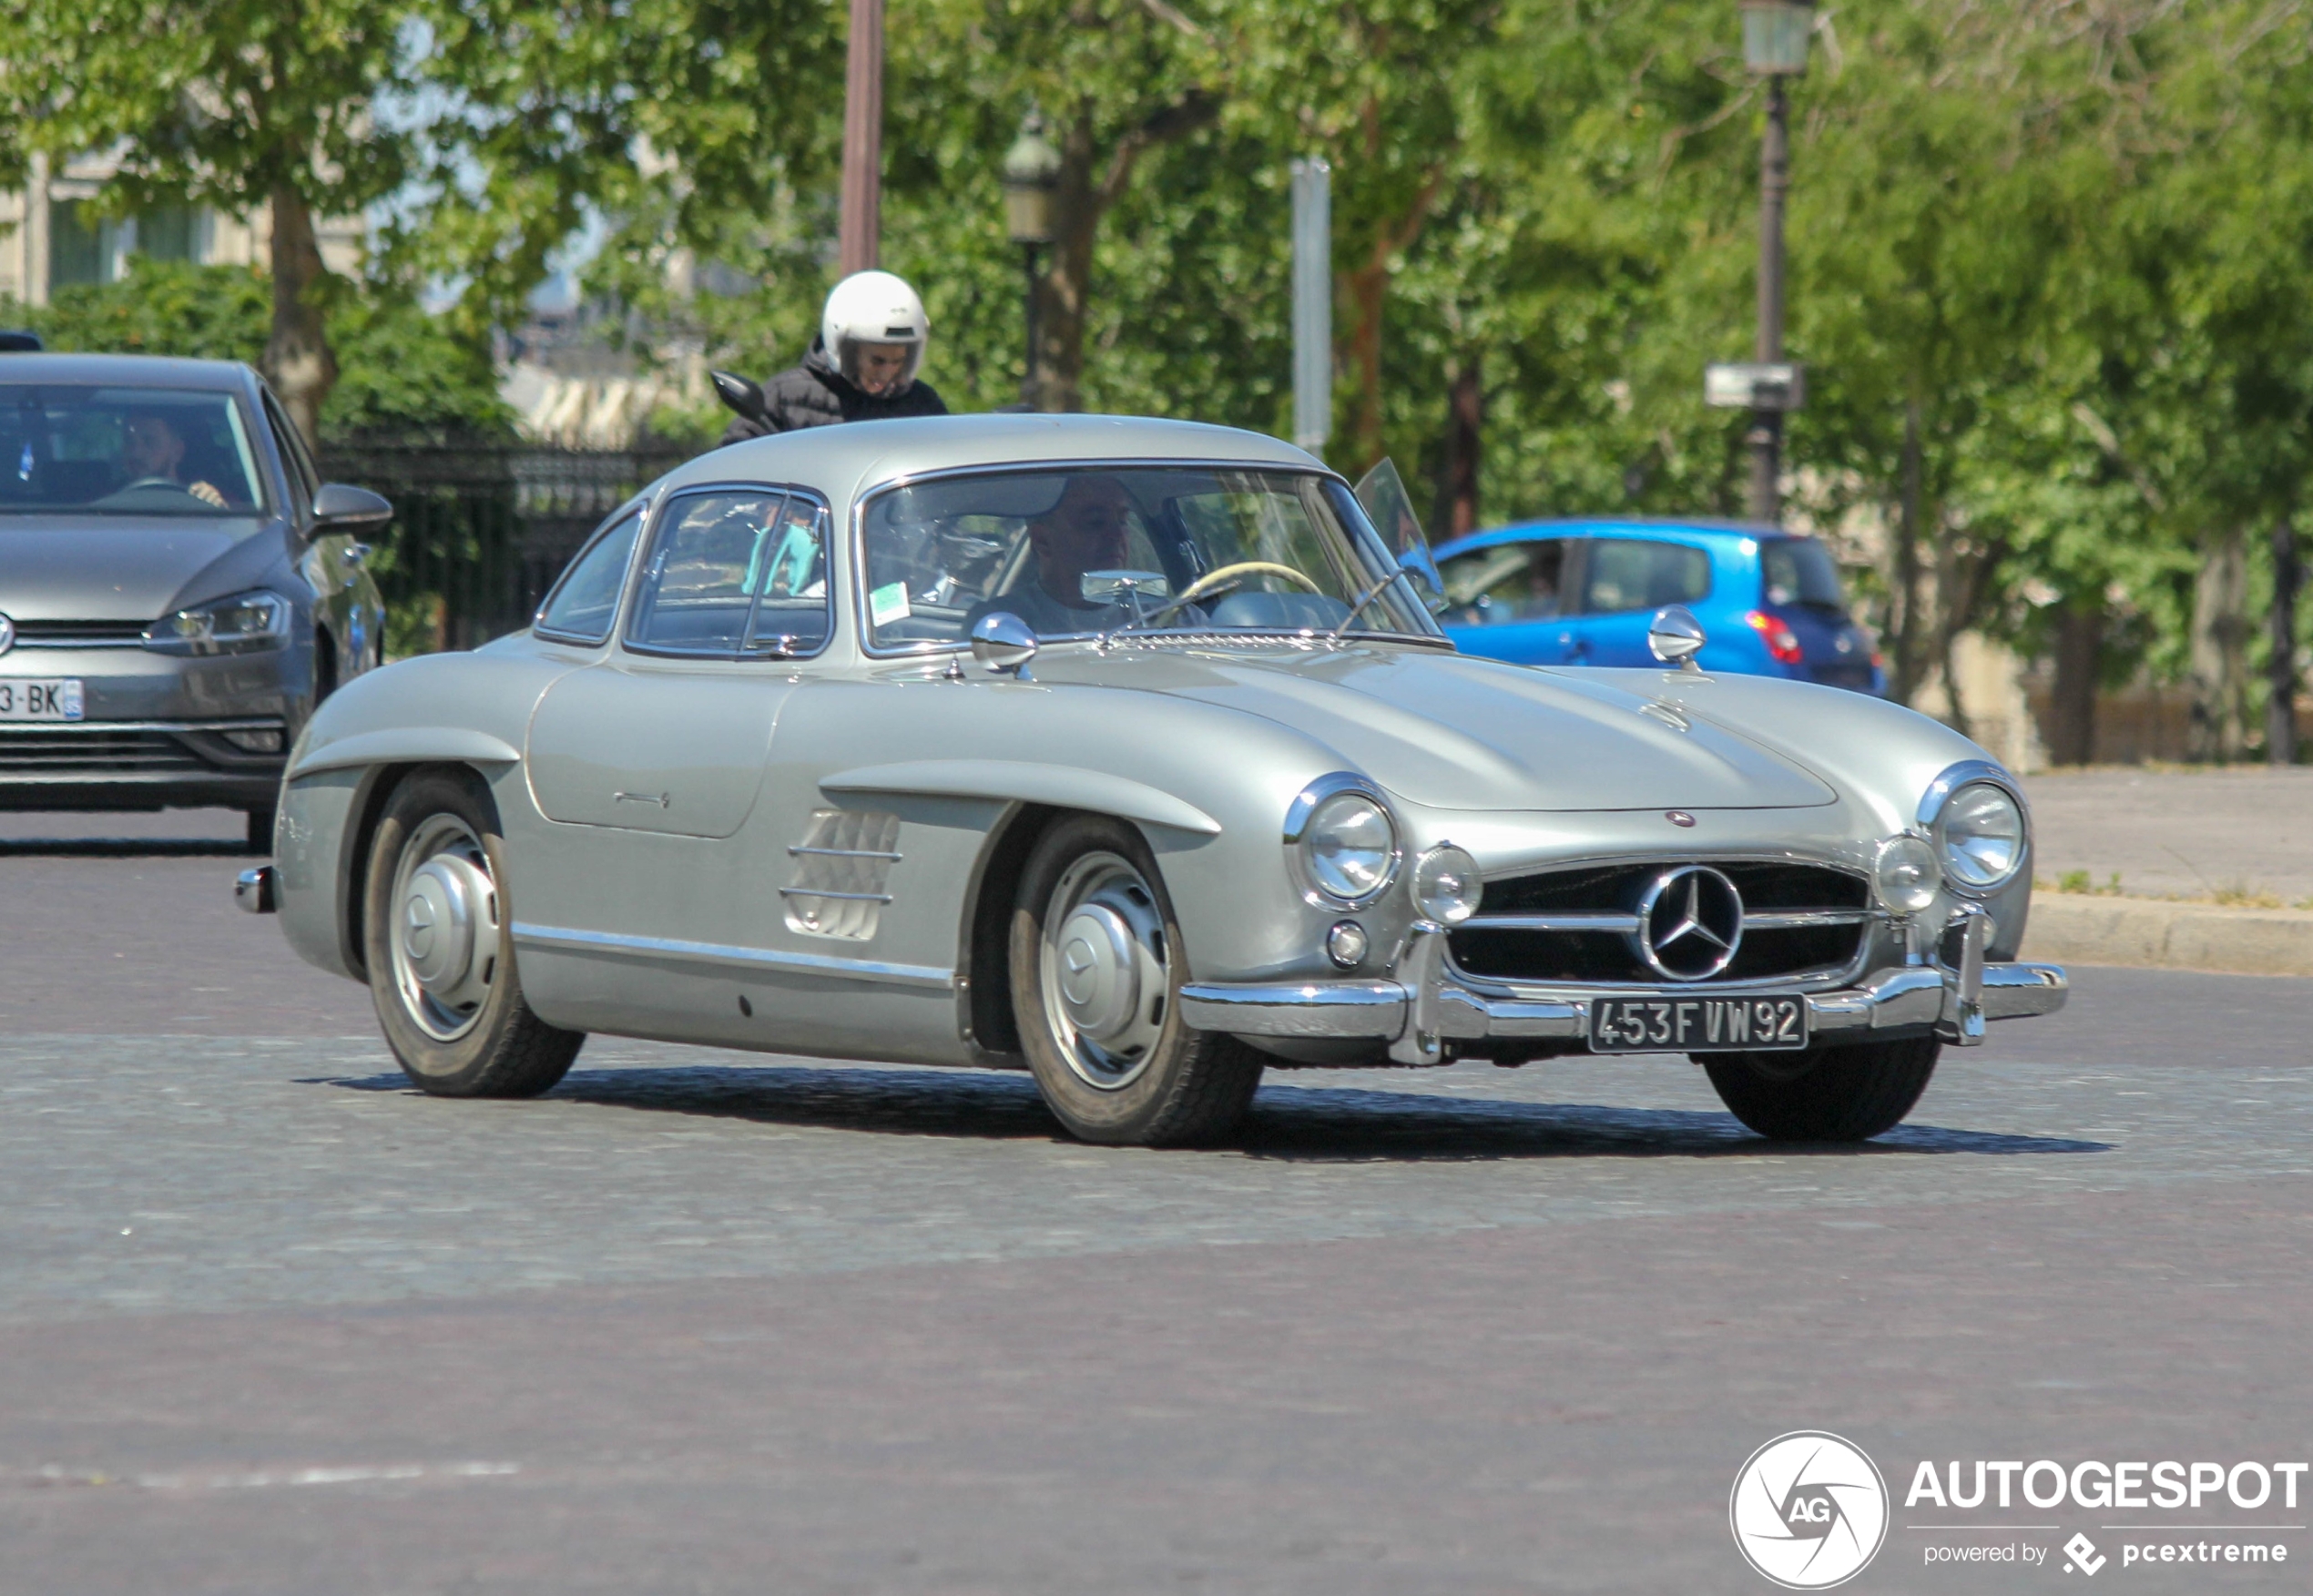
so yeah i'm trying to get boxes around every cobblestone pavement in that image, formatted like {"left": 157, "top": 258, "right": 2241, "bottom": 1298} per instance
{"left": 2027, "top": 765, "right": 2313, "bottom": 900}
{"left": 1, "top": 810, "right": 2308, "bottom": 1592}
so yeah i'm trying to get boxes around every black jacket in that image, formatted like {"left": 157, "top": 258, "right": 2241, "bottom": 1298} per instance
{"left": 718, "top": 335, "right": 948, "bottom": 444}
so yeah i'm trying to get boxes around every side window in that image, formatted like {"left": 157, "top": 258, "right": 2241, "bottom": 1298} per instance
{"left": 535, "top": 509, "right": 643, "bottom": 644}
{"left": 259, "top": 391, "right": 316, "bottom": 520}
{"left": 1439, "top": 539, "right": 1564, "bottom": 625}
{"left": 627, "top": 488, "right": 830, "bottom": 657}
{"left": 1581, "top": 538, "right": 1711, "bottom": 615}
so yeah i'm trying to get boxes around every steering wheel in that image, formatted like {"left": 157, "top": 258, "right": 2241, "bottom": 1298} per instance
{"left": 1167, "top": 561, "right": 1324, "bottom": 609}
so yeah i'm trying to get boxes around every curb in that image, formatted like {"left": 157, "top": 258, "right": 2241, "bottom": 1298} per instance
{"left": 2022, "top": 894, "right": 2313, "bottom": 978}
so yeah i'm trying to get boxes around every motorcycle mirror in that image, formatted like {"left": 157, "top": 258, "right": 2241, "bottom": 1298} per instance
{"left": 709, "top": 369, "right": 769, "bottom": 423}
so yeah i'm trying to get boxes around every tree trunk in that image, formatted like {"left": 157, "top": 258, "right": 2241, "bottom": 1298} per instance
{"left": 262, "top": 183, "right": 337, "bottom": 448}
{"left": 1341, "top": 249, "right": 1389, "bottom": 473}
{"left": 1029, "top": 114, "right": 1101, "bottom": 414}
{"left": 2048, "top": 599, "right": 2104, "bottom": 766}
{"left": 2188, "top": 528, "right": 2250, "bottom": 762}
{"left": 2271, "top": 517, "right": 2300, "bottom": 765}
{"left": 1432, "top": 351, "right": 1482, "bottom": 539}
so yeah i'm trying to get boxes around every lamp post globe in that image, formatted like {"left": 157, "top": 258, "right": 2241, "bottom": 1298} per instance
{"left": 1741, "top": 0, "right": 1815, "bottom": 75}
{"left": 1002, "top": 108, "right": 1063, "bottom": 408}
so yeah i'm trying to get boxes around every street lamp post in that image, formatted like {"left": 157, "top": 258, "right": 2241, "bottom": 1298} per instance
{"left": 1741, "top": 0, "right": 1811, "bottom": 524}
{"left": 1002, "top": 110, "right": 1063, "bottom": 411}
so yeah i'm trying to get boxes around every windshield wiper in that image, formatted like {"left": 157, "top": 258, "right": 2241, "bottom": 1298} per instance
{"left": 1325, "top": 572, "right": 1403, "bottom": 643}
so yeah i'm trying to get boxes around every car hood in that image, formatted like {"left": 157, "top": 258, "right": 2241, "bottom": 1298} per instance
{"left": 0, "top": 515, "right": 276, "bottom": 621}
{"left": 1033, "top": 644, "right": 1839, "bottom": 812}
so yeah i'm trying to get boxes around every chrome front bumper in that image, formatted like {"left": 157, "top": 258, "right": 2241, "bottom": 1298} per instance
{"left": 1178, "top": 920, "right": 2069, "bottom": 1064}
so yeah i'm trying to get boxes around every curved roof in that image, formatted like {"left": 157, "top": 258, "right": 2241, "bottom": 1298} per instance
{"left": 666, "top": 412, "right": 1322, "bottom": 505}
{"left": 0, "top": 352, "right": 258, "bottom": 389}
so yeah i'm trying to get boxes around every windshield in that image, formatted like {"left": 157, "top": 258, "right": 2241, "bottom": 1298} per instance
{"left": 860, "top": 466, "right": 1442, "bottom": 649}
{"left": 0, "top": 385, "right": 269, "bottom": 516}
{"left": 1760, "top": 538, "right": 1846, "bottom": 610}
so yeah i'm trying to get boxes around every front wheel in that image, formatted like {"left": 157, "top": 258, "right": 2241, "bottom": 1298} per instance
{"left": 1700, "top": 1035, "right": 1941, "bottom": 1142}
{"left": 1011, "top": 815, "right": 1265, "bottom": 1146}
{"left": 363, "top": 768, "right": 583, "bottom": 1098}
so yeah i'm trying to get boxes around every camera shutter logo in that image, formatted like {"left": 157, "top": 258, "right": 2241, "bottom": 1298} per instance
{"left": 1729, "top": 1431, "right": 1889, "bottom": 1589}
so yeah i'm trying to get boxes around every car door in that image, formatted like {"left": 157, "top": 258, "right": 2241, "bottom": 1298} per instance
{"left": 1569, "top": 535, "right": 1713, "bottom": 666}
{"left": 521, "top": 486, "right": 830, "bottom": 961}
{"left": 259, "top": 389, "right": 360, "bottom": 688}
{"left": 1435, "top": 537, "right": 1581, "bottom": 665}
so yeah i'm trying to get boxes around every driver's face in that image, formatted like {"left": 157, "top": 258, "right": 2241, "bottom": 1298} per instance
{"left": 124, "top": 414, "right": 185, "bottom": 479}
{"left": 1030, "top": 481, "right": 1133, "bottom": 596}
{"left": 853, "top": 341, "right": 912, "bottom": 395}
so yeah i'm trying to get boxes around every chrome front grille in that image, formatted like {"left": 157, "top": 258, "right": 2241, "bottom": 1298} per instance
{"left": 1451, "top": 859, "right": 1875, "bottom": 987}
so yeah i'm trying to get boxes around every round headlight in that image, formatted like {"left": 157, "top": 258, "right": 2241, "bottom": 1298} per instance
{"left": 1299, "top": 791, "right": 1398, "bottom": 903}
{"left": 1873, "top": 834, "right": 1940, "bottom": 914}
{"left": 1937, "top": 781, "right": 2025, "bottom": 890}
{"left": 1412, "top": 843, "right": 1483, "bottom": 925}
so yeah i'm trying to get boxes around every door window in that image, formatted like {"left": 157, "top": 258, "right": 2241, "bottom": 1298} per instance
{"left": 259, "top": 390, "right": 318, "bottom": 519}
{"left": 1439, "top": 539, "right": 1565, "bottom": 625}
{"left": 1580, "top": 538, "right": 1711, "bottom": 614}
{"left": 627, "top": 488, "right": 830, "bottom": 657}
{"left": 534, "top": 509, "right": 643, "bottom": 645}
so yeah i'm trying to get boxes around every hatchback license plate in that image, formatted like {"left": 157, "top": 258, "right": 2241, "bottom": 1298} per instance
{"left": 1589, "top": 993, "right": 1809, "bottom": 1053}
{"left": 0, "top": 679, "right": 83, "bottom": 721}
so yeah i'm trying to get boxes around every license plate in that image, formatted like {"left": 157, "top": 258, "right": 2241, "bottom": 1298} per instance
{"left": 1589, "top": 993, "right": 1809, "bottom": 1053}
{"left": 0, "top": 679, "right": 83, "bottom": 721}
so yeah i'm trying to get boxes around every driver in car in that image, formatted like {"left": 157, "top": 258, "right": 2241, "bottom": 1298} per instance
{"left": 963, "top": 474, "right": 1146, "bottom": 636}
{"left": 117, "top": 411, "right": 227, "bottom": 507}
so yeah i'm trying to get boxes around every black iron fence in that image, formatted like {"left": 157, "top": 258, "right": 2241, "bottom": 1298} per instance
{"left": 318, "top": 432, "right": 698, "bottom": 655}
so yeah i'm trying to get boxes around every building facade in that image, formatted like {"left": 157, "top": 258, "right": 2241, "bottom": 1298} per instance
{"left": 1, "top": 152, "right": 362, "bottom": 307}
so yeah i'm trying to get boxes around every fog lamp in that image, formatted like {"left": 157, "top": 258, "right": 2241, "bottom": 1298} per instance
{"left": 1874, "top": 834, "right": 1940, "bottom": 914}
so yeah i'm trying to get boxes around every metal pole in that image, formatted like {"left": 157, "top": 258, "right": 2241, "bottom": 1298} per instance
{"left": 2271, "top": 517, "right": 2300, "bottom": 764}
{"left": 1290, "top": 158, "right": 1331, "bottom": 459}
{"left": 1749, "top": 77, "right": 1788, "bottom": 524}
{"left": 838, "top": 0, "right": 883, "bottom": 275}
{"left": 1022, "top": 243, "right": 1042, "bottom": 410}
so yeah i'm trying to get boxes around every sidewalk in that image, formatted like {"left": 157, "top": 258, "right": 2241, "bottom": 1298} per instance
{"left": 2023, "top": 767, "right": 2313, "bottom": 975}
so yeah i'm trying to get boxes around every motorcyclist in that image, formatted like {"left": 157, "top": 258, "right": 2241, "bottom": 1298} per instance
{"left": 718, "top": 270, "right": 949, "bottom": 443}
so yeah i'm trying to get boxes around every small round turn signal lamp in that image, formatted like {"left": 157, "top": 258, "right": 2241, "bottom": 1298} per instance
{"left": 1325, "top": 920, "right": 1369, "bottom": 969}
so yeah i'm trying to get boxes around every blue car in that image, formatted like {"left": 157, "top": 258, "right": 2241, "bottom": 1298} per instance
{"left": 1431, "top": 518, "right": 1886, "bottom": 694}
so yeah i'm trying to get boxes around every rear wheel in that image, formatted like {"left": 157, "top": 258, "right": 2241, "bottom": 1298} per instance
{"left": 1011, "top": 815, "right": 1264, "bottom": 1147}
{"left": 1700, "top": 1035, "right": 1940, "bottom": 1142}
{"left": 363, "top": 768, "right": 583, "bottom": 1097}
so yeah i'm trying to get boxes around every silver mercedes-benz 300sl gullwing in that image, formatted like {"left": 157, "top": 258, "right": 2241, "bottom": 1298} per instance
{"left": 247, "top": 414, "right": 2065, "bottom": 1146}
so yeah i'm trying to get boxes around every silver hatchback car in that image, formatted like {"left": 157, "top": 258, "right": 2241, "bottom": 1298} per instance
{"left": 0, "top": 353, "right": 389, "bottom": 846}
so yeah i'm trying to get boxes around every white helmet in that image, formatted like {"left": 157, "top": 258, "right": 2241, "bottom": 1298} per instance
{"left": 821, "top": 270, "right": 929, "bottom": 394}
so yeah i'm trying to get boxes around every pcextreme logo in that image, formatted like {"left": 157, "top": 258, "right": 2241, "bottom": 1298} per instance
{"left": 1731, "top": 1431, "right": 1891, "bottom": 1589}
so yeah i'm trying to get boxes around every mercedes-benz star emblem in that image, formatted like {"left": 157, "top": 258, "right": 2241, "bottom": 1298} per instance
{"left": 0, "top": 612, "right": 15, "bottom": 657}
{"left": 1632, "top": 864, "right": 1744, "bottom": 981}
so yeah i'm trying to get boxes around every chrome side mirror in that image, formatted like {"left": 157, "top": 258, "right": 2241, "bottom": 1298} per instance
{"left": 969, "top": 611, "right": 1039, "bottom": 676}
{"left": 1647, "top": 605, "right": 1707, "bottom": 670}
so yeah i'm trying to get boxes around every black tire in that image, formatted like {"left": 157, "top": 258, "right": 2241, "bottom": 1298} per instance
{"left": 246, "top": 805, "right": 275, "bottom": 854}
{"left": 1700, "top": 1035, "right": 1941, "bottom": 1142}
{"left": 1011, "top": 815, "right": 1265, "bottom": 1147}
{"left": 362, "top": 768, "right": 583, "bottom": 1098}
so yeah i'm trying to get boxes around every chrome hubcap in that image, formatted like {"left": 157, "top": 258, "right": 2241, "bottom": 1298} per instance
{"left": 388, "top": 815, "right": 500, "bottom": 1042}
{"left": 1040, "top": 851, "right": 1169, "bottom": 1091}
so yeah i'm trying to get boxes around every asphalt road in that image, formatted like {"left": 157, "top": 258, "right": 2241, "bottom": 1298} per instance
{"left": 2, "top": 808, "right": 2308, "bottom": 1594}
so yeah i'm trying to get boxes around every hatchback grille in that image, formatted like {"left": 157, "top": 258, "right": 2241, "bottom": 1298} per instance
{"left": 0, "top": 728, "right": 207, "bottom": 776}
{"left": 1451, "top": 859, "right": 1873, "bottom": 986}
{"left": 5, "top": 618, "right": 149, "bottom": 647}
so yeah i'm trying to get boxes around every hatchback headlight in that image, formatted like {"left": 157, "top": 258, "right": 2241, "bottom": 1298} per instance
{"left": 145, "top": 590, "right": 290, "bottom": 656}
{"left": 1934, "top": 780, "right": 2026, "bottom": 891}
{"left": 1288, "top": 779, "right": 1400, "bottom": 905}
